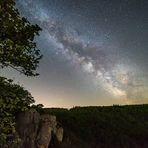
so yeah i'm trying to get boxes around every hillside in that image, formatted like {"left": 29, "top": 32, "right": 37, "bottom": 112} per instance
{"left": 39, "top": 104, "right": 148, "bottom": 148}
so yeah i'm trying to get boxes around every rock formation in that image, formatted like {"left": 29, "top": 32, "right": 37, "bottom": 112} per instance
{"left": 16, "top": 109, "right": 63, "bottom": 148}
{"left": 55, "top": 122, "right": 64, "bottom": 142}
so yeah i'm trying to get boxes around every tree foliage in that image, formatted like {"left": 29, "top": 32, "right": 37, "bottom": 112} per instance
{"left": 0, "top": 0, "right": 43, "bottom": 147}
{"left": 0, "top": 77, "right": 35, "bottom": 147}
{"left": 0, "top": 0, "right": 42, "bottom": 76}
{"left": 41, "top": 105, "right": 148, "bottom": 148}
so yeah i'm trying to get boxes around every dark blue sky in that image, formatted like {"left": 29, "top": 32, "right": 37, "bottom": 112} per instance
{"left": 2, "top": 0, "right": 148, "bottom": 107}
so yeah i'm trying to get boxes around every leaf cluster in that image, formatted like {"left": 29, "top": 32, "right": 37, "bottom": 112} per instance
{"left": 0, "top": 0, "right": 42, "bottom": 76}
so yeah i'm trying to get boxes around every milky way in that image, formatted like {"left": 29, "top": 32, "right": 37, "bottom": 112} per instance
{"left": 3, "top": 0, "right": 148, "bottom": 107}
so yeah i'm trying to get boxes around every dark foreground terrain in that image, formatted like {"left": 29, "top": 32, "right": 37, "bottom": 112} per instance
{"left": 39, "top": 104, "right": 148, "bottom": 148}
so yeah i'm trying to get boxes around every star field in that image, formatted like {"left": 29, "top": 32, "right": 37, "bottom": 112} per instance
{"left": 2, "top": 0, "right": 148, "bottom": 107}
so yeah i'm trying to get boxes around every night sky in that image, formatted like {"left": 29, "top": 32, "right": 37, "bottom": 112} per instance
{"left": 2, "top": 0, "right": 148, "bottom": 107}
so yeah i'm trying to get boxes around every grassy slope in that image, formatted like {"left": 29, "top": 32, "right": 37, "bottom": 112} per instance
{"left": 39, "top": 104, "right": 148, "bottom": 148}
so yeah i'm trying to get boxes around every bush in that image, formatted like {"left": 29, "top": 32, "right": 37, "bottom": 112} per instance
{"left": 0, "top": 76, "right": 35, "bottom": 147}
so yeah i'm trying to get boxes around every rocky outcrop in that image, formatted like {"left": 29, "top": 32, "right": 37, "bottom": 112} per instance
{"left": 55, "top": 123, "right": 64, "bottom": 142}
{"left": 16, "top": 109, "right": 63, "bottom": 148}
{"left": 36, "top": 115, "right": 57, "bottom": 148}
